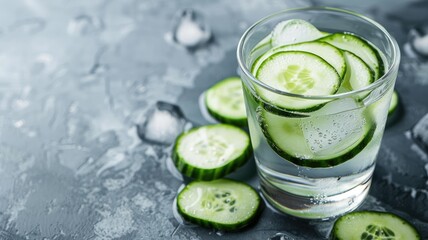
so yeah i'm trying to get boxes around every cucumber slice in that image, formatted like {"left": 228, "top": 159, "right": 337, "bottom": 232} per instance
{"left": 173, "top": 124, "right": 251, "bottom": 180}
{"left": 205, "top": 77, "right": 247, "bottom": 126}
{"left": 177, "top": 179, "right": 261, "bottom": 231}
{"left": 255, "top": 51, "right": 340, "bottom": 111}
{"left": 319, "top": 33, "right": 384, "bottom": 80}
{"left": 250, "top": 35, "right": 272, "bottom": 65}
{"left": 332, "top": 211, "right": 421, "bottom": 240}
{"left": 252, "top": 41, "right": 346, "bottom": 78}
{"left": 251, "top": 35, "right": 272, "bottom": 54}
{"left": 388, "top": 90, "right": 399, "bottom": 115}
{"left": 271, "top": 19, "right": 327, "bottom": 47}
{"left": 259, "top": 101, "right": 375, "bottom": 168}
{"left": 339, "top": 51, "right": 374, "bottom": 93}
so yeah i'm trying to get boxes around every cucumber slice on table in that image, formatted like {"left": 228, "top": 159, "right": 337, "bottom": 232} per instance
{"left": 252, "top": 41, "right": 346, "bottom": 78}
{"left": 255, "top": 51, "right": 341, "bottom": 111}
{"left": 205, "top": 77, "right": 247, "bottom": 126}
{"left": 332, "top": 211, "right": 420, "bottom": 240}
{"left": 338, "top": 51, "right": 374, "bottom": 93}
{"left": 271, "top": 19, "right": 327, "bottom": 47}
{"left": 389, "top": 90, "right": 399, "bottom": 115}
{"left": 260, "top": 103, "right": 375, "bottom": 168}
{"left": 173, "top": 124, "right": 251, "bottom": 180}
{"left": 319, "top": 33, "right": 384, "bottom": 80}
{"left": 177, "top": 179, "right": 261, "bottom": 231}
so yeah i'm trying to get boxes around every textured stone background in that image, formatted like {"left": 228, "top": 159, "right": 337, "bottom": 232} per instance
{"left": 0, "top": 0, "right": 427, "bottom": 239}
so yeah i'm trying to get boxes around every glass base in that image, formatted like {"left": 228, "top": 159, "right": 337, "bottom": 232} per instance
{"left": 259, "top": 172, "right": 371, "bottom": 219}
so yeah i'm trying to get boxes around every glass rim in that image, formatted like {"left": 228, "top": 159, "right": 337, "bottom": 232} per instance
{"left": 237, "top": 6, "right": 401, "bottom": 100}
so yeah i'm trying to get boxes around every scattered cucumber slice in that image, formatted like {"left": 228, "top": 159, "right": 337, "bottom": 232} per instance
{"left": 252, "top": 41, "right": 346, "bottom": 78}
{"left": 319, "top": 33, "right": 384, "bottom": 80}
{"left": 173, "top": 124, "right": 251, "bottom": 180}
{"left": 177, "top": 179, "right": 261, "bottom": 231}
{"left": 205, "top": 77, "right": 247, "bottom": 126}
{"left": 338, "top": 51, "right": 374, "bottom": 93}
{"left": 389, "top": 90, "right": 399, "bottom": 115}
{"left": 259, "top": 102, "right": 375, "bottom": 168}
{"left": 255, "top": 51, "right": 340, "bottom": 111}
{"left": 271, "top": 19, "right": 327, "bottom": 47}
{"left": 332, "top": 211, "right": 421, "bottom": 240}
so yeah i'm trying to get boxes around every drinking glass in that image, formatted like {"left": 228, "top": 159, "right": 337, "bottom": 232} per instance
{"left": 237, "top": 7, "right": 400, "bottom": 219}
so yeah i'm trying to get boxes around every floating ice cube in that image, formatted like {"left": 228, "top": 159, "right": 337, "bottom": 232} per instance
{"left": 301, "top": 104, "right": 365, "bottom": 155}
{"left": 412, "top": 112, "right": 428, "bottom": 151}
{"left": 170, "top": 9, "right": 211, "bottom": 48}
{"left": 137, "top": 101, "right": 191, "bottom": 145}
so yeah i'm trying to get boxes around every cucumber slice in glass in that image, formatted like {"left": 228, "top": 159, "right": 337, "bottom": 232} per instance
{"left": 252, "top": 41, "right": 346, "bottom": 78}
{"left": 271, "top": 19, "right": 327, "bottom": 47}
{"left": 251, "top": 35, "right": 272, "bottom": 54}
{"left": 177, "top": 179, "right": 261, "bottom": 231}
{"left": 389, "top": 90, "right": 399, "bottom": 115}
{"left": 255, "top": 51, "right": 340, "bottom": 111}
{"left": 173, "top": 124, "right": 251, "bottom": 180}
{"left": 205, "top": 77, "right": 247, "bottom": 126}
{"left": 259, "top": 100, "right": 375, "bottom": 168}
{"left": 338, "top": 51, "right": 374, "bottom": 93}
{"left": 319, "top": 33, "right": 384, "bottom": 80}
{"left": 332, "top": 211, "right": 421, "bottom": 240}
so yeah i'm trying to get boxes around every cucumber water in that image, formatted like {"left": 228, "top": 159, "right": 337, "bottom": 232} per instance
{"left": 243, "top": 18, "right": 394, "bottom": 218}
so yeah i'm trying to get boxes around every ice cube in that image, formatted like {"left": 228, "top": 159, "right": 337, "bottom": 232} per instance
{"left": 413, "top": 35, "right": 428, "bottom": 56}
{"left": 412, "top": 113, "right": 428, "bottom": 152}
{"left": 170, "top": 9, "right": 211, "bottom": 48}
{"left": 268, "top": 232, "right": 300, "bottom": 240}
{"left": 301, "top": 106, "right": 365, "bottom": 155}
{"left": 406, "top": 27, "right": 428, "bottom": 58}
{"left": 137, "top": 101, "right": 190, "bottom": 145}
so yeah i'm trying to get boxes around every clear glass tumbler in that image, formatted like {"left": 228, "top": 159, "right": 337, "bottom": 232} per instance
{"left": 237, "top": 7, "right": 400, "bottom": 219}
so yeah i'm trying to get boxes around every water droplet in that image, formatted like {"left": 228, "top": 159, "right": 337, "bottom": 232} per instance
{"left": 9, "top": 18, "right": 45, "bottom": 34}
{"left": 67, "top": 15, "right": 103, "bottom": 36}
{"left": 14, "top": 120, "right": 25, "bottom": 128}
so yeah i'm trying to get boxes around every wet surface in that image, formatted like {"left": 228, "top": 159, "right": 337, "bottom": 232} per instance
{"left": 0, "top": 0, "right": 427, "bottom": 239}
